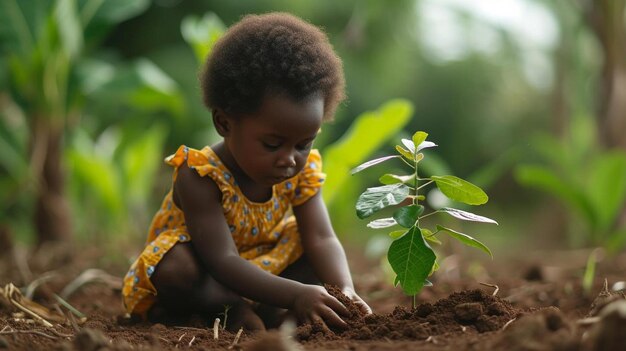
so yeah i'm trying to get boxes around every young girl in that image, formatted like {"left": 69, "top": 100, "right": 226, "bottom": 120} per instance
{"left": 122, "top": 12, "right": 371, "bottom": 331}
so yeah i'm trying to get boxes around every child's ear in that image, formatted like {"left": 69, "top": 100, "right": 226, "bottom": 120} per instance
{"left": 212, "top": 108, "right": 231, "bottom": 137}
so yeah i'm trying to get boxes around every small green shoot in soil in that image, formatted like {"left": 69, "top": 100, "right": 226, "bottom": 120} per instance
{"left": 352, "top": 131, "right": 498, "bottom": 306}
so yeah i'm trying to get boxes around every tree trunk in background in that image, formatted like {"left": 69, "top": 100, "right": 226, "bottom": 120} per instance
{"left": 0, "top": 225, "right": 13, "bottom": 254}
{"left": 584, "top": 0, "right": 626, "bottom": 149}
{"left": 32, "top": 118, "right": 72, "bottom": 244}
{"left": 583, "top": 0, "right": 626, "bottom": 236}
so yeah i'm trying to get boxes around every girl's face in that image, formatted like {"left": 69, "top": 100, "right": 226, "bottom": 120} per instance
{"left": 224, "top": 93, "right": 324, "bottom": 187}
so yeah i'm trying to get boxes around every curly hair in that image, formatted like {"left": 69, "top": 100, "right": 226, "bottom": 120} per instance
{"left": 200, "top": 12, "right": 345, "bottom": 121}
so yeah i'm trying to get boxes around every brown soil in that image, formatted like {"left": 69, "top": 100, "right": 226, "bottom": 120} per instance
{"left": 1, "top": 243, "right": 626, "bottom": 350}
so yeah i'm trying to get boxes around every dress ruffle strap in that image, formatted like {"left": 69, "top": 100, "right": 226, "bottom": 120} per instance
{"left": 292, "top": 149, "right": 326, "bottom": 206}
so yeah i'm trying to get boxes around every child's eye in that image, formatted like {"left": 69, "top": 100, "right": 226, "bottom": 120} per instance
{"left": 296, "top": 141, "right": 313, "bottom": 151}
{"left": 262, "top": 142, "right": 280, "bottom": 151}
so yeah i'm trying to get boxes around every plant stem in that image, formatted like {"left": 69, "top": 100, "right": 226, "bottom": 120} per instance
{"left": 412, "top": 295, "right": 416, "bottom": 309}
{"left": 416, "top": 180, "right": 434, "bottom": 191}
{"left": 400, "top": 156, "right": 414, "bottom": 168}
{"left": 418, "top": 211, "right": 439, "bottom": 221}
{"left": 414, "top": 155, "right": 419, "bottom": 211}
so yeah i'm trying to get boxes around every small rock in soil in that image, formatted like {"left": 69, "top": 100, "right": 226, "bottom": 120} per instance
{"left": 455, "top": 302, "right": 484, "bottom": 323}
{"left": 414, "top": 302, "right": 433, "bottom": 317}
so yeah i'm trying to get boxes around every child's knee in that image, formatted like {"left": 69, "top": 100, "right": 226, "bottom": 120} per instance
{"left": 152, "top": 243, "right": 201, "bottom": 294}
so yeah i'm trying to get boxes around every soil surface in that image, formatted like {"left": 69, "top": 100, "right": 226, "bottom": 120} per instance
{"left": 1, "top": 243, "right": 626, "bottom": 350}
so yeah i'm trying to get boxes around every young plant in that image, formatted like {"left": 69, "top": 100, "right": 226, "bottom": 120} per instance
{"left": 352, "top": 131, "right": 497, "bottom": 305}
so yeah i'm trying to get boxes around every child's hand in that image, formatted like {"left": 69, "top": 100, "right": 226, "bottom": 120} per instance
{"left": 342, "top": 287, "right": 372, "bottom": 315}
{"left": 292, "top": 284, "right": 350, "bottom": 329}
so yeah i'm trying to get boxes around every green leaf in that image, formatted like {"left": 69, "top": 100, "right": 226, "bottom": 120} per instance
{"left": 412, "top": 131, "right": 428, "bottom": 147}
{"left": 606, "top": 229, "right": 626, "bottom": 253}
{"left": 429, "top": 261, "right": 440, "bottom": 276}
{"left": 515, "top": 165, "right": 595, "bottom": 224}
{"left": 67, "top": 148, "right": 123, "bottom": 216}
{"left": 135, "top": 59, "right": 178, "bottom": 94}
{"left": 121, "top": 124, "right": 167, "bottom": 203}
{"left": 379, "top": 173, "right": 413, "bottom": 185}
{"left": 323, "top": 99, "right": 413, "bottom": 204}
{"left": 367, "top": 217, "right": 397, "bottom": 229}
{"left": 422, "top": 228, "right": 442, "bottom": 245}
{"left": 582, "top": 250, "right": 597, "bottom": 294}
{"left": 393, "top": 205, "right": 424, "bottom": 228}
{"left": 181, "top": 12, "right": 225, "bottom": 64}
{"left": 351, "top": 155, "right": 400, "bottom": 175}
{"left": 387, "top": 227, "right": 436, "bottom": 295}
{"left": 587, "top": 152, "right": 626, "bottom": 232}
{"left": 401, "top": 137, "right": 437, "bottom": 154}
{"left": 56, "top": 0, "right": 83, "bottom": 59}
{"left": 436, "top": 225, "right": 492, "bottom": 258}
{"left": 393, "top": 275, "right": 400, "bottom": 287}
{"left": 401, "top": 139, "right": 416, "bottom": 153}
{"left": 417, "top": 141, "right": 437, "bottom": 152}
{"left": 82, "top": 0, "right": 150, "bottom": 24}
{"left": 431, "top": 175, "right": 488, "bottom": 205}
{"left": 438, "top": 207, "right": 498, "bottom": 224}
{"left": 356, "top": 184, "right": 410, "bottom": 219}
{"left": 395, "top": 145, "right": 414, "bottom": 162}
{"left": 388, "top": 230, "right": 406, "bottom": 239}
{"left": 0, "top": 0, "right": 52, "bottom": 55}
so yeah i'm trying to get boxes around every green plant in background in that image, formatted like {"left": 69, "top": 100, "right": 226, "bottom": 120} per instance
{"left": 514, "top": 116, "right": 626, "bottom": 252}
{"left": 0, "top": 0, "right": 183, "bottom": 244}
{"left": 352, "top": 131, "right": 497, "bottom": 305}
{"left": 323, "top": 99, "right": 413, "bottom": 205}
{"left": 181, "top": 12, "right": 226, "bottom": 64}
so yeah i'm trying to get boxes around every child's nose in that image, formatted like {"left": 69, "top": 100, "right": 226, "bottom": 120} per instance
{"left": 276, "top": 149, "right": 297, "bottom": 168}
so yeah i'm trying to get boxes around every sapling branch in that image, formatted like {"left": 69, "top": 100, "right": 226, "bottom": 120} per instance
{"left": 412, "top": 144, "right": 420, "bottom": 310}
{"left": 399, "top": 156, "right": 415, "bottom": 168}
{"left": 416, "top": 180, "right": 434, "bottom": 191}
{"left": 418, "top": 211, "right": 439, "bottom": 220}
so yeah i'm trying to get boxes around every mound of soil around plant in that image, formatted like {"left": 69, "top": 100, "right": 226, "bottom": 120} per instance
{"left": 296, "top": 286, "right": 520, "bottom": 343}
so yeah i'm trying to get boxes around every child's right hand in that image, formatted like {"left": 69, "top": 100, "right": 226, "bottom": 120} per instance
{"left": 292, "top": 284, "right": 350, "bottom": 329}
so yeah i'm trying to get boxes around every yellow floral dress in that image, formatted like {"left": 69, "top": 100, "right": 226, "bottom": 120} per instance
{"left": 122, "top": 145, "right": 325, "bottom": 316}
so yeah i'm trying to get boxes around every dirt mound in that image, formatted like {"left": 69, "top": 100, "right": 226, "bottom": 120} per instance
{"left": 491, "top": 307, "right": 579, "bottom": 351}
{"left": 296, "top": 287, "right": 520, "bottom": 343}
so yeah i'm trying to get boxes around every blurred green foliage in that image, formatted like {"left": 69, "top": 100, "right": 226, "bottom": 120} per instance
{"left": 515, "top": 116, "right": 626, "bottom": 251}
{"left": 0, "top": 0, "right": 621, "bottom": 255}
{"left": 323, "top": 99, "right": 413, "bottom": 204}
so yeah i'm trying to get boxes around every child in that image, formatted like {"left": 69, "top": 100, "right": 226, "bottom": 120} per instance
{"left": 122, "top": 12, "right": 371, "bottom": 331}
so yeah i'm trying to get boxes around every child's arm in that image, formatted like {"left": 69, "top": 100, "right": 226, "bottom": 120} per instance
{"left": 174, "top": 164, "right": 349, "bottom": 326}
{"left": 293, "top": 192, "right": 372, "bottom": 314}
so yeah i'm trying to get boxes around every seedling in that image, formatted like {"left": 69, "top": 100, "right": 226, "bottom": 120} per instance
{"left": 352, "top": 131, "right": 497, "bottom": 306}
{"left": 219, "top": 304, "right": 232, "bottom": 330}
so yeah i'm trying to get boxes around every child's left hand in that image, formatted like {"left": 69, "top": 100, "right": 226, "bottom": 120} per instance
{"left": 342, "top": 287, "right": 372, "bottom": 315}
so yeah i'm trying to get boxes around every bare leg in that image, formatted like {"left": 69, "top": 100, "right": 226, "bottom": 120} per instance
{"left": 149, "top": 242, "right": 265, "bottom": 331}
